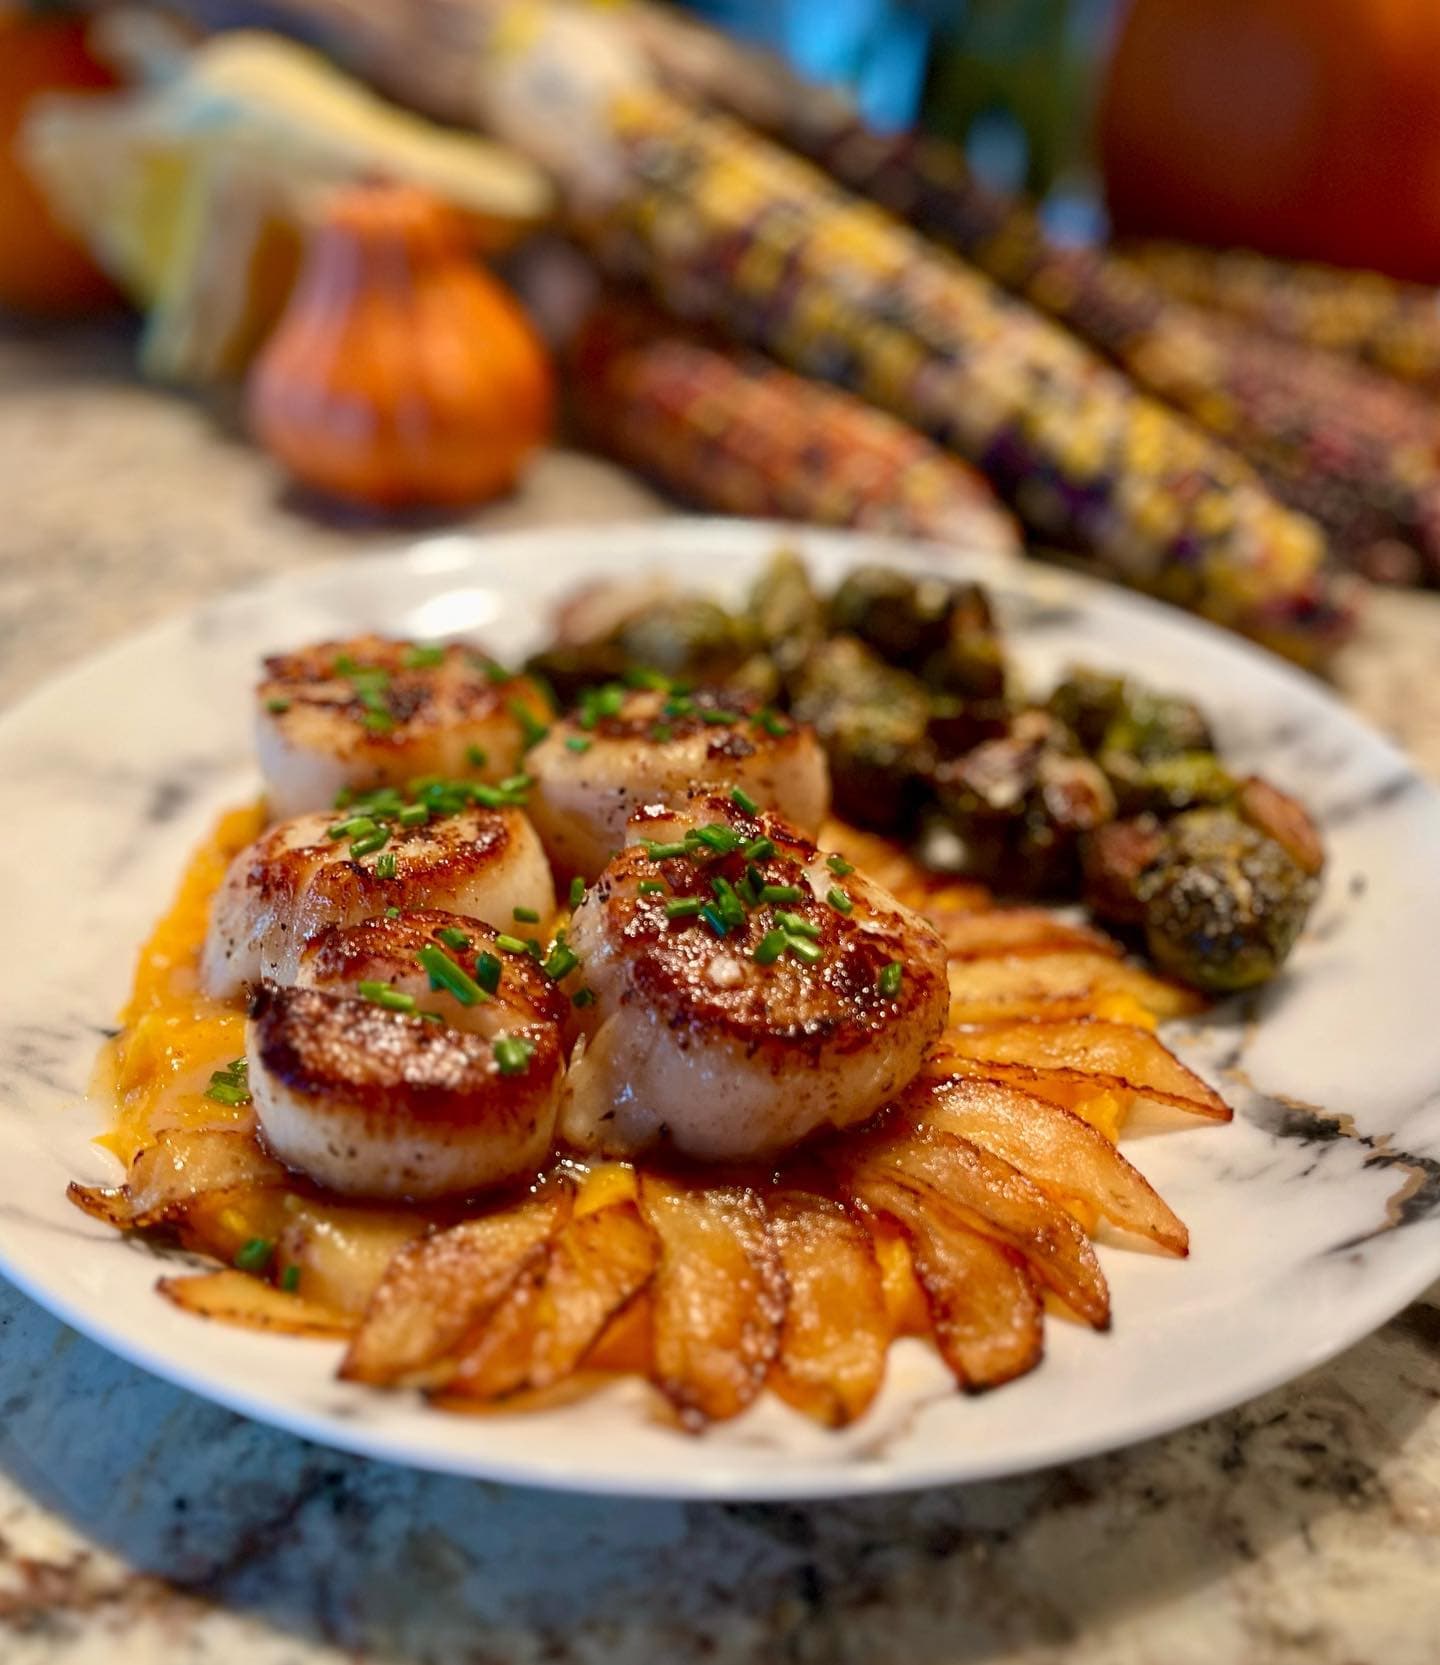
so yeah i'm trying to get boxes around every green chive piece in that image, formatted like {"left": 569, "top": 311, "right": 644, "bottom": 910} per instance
{"left": 730, "top": 786, "right": 760, "bottom": 815}
{"left": 643, "top": 839, "right": 689, "bottom": 860}
{"left": 498, "top": 773, "right": 533, "bottom": 794}
{"left": 482, "top": 660, "right": 512, "bottom": 684}
{"left": 565, "top": 735, "right": 593, "bottom": 754}
{"left": 495, "top": 934, "right": 531, "bottom": 955}
{"left": 564, "top": 876, "right": 584, "bottom": 911}
{"left": 227, "top": 1056, "right": 248, "bottom": 1075}
{"left": 543, "top": 944, "right": 581, "bottom": 982}
{"left": 775, "top": 910, "right": 821, "bottom": 941}
{"left": 650, "top": 724, "right": 674, "bottom": 743}
{"left": 437, "top": 927, "right": 472, "bottom": 951}
{"left": 572, "top": 986, "right": 597, "bottom": 1008}
{"left": 385, "top": 906, "right": 401, "bottom": 918}
{"left": 625, "top": 667, "right": 670, "bottom": 690}
{"left": 753, "top": 928, "right": 788, "bottom": 965}
{"left": 280, "top": 1264, "right": 301, "bottom": 1293}
{"left": 760, "top": 883, "right": 803, "bottom": 904}
{"left": 755, "top": 708, "right": 789, "bottom": 737}
{"left": 878, "top": 961, "right": 903, "bottom": 998}
{"left": 358, "top": 981, "right": 418, "bottom": 1013}
{"left": 700, "top": 708, "right": 740, "bottom": 725}
{"left": 493, "top": 1035, "right": 536, "bottom": 1076}
{"left": 397, "top": 803, "right": 429, "bottom": 828}
{"left": 375, "top": 852, "right": 398, "bottom": 880}
{"left": 826, "top": 854, "right": 855, "bottom": 877}
{"left": 662, "top": 694, "right": 695, "bottom": 717}
{"left": 465, "top": 744, "right": 488, "bottom": 768}
{"left": 735, "top": 872, "right": 760, "bottom": 909}
{"left": 743, "top": 836, "right": 776, "bottom": 862}
{"left": 415, "top": 945, "right": 486, "bottom": 1006}
{"left": 665, "top": 897, "right": 706, "bottom": 919}
{"left": 787, "top": 936, "right": 824, "bottom": 966}
{"left": 637, "top": 880, "right": 666, "bottom": 895}
{"left": 711, "top": 876, "right": 747, "bottom": 928}
{"left": 265, "top": 697, "right": 291, "bottom": 714}
{"left": 699, "top": 904, "right": 729, "bottom": 937}
{"left": 234, "top": 1238, "right": 274, "bottom": 1274}
{"left": 327, "top": 815, "right": 377, "bottom": 841}
{"left": 510, "top": 701, "right": 550, "bottom": 750}
{"left": 475, "top": 952, "right": 502, "bottom": 994}
{"left": 827, "top": 887, "right": 854, "bottom": 914}
{"left": 362, "top": 710, "right": 394, "bottom": 734}
{"left": 512, "top": 906, "right": 541, "bottom": 924}
{"left": 350, "top": 828, "right": 391, "bottom": 858}
{"left": 688, "top": 823, "right": 743, "bottom": 855}
{"left": 404, "top": 644, "right": 446, "bottom": 669}
{"left": 204, "top": 1071, "right": 250, "bottom": 1107}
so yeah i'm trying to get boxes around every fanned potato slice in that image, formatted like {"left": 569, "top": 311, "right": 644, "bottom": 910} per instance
{"left": 902, "top": 1075, "right": 1188, "bottom": 1255}
{"left": 947, "top": 951, "right": 1201, "bottom": 1024}
{"left": 820, "top": 821, "right": 991, "bottom": 917}
{"left": 933, "top": 1018, "right": 1230, "bottom": 1121}
{"left": 839, "top": 1127, "right": 1111, "bottom": 1329}
{"left": 447, "top": 1200, "right": 658, "bottom": 1400}
{"left": 275, "top": 1200, "right": 433, "bottom": 1316}
{"left": 936, "top": 909, "right": 1121, "bottom": 962}
{"left": 849, "top": 1171, "right": 1043, "bottom": 1390}
{"left": 766, "top": 1190, "right": 889, "bottom": 1428}
{"left": 639, "top": 1174, "right": 786, "bottom": 1427}
{"left": 158, "top": 1269, "right": 354, "bottom": 1337}
{"left": 68, "top": 1129, "right": 288, "bottom": 1229}
{"left": 341, "top": 1184, "right": 571, "bottom": 1389}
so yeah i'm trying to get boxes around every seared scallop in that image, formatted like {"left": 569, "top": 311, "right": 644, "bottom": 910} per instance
{"left": 256, "top": 635, "right": 552, "bottom": 820}
{"left": 202, "top": 804, "right": 554, "bottom": 999}
{"left": 559, "top": 792, "right": 948, "bottom": 1161}
{"left": 296, "top": 909, "right": 570, "bottom": 1037}
{"left": 525, "top": 686, "right": 830, "bottom": 880}
{"left": 247, "top": 983, "right": 563, "bottom": 1200}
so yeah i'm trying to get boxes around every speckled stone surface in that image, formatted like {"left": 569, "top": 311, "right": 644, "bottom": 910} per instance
{"left": 3, "top": 317, "right": 1440, "bottom": 1663}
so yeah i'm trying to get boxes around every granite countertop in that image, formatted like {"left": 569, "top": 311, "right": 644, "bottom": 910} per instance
{"left": 2, "top": 318, "right": 1439, "bottom": 1664}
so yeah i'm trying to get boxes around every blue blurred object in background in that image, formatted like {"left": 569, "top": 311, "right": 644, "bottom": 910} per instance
{"left": 682, "top": 0, "right": 937, "bottom": 131}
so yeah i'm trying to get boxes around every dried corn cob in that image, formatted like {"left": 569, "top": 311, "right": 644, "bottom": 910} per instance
{"left": 768, "top": 119, "right": 1440, "bottom": 587}
{"left": 1124, "top": 241, "right": 1440, "bottom": 397}
{"left": 571, "top": 301, "right": 1022, "bottom": 554}
{"left": 584, "top": 90, "right": 1352, "bottom": 664}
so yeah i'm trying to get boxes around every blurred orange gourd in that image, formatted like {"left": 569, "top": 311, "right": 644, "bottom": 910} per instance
{"left": 247, "top": 183, "right": 553, "bottom": 510}
{"left": 1101, "top": 0, "right": 1440, "bottom": 284}
{"left": 0, "top": 9, "right": 121, "bottom": 316}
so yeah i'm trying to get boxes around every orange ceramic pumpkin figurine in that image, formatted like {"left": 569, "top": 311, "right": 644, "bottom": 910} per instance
{"left": 0, "top": 7, "right": 121, "bottom": 315}
{"left": 247, "top": 183, "right": 553, "bottom": 510}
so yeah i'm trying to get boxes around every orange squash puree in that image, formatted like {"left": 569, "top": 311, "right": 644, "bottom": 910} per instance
{"left": 96, "top": 803, "right": 263, "bottom": 1167}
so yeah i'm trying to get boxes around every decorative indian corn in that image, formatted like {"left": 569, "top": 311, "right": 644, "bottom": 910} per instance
{"left": 571, "top": 301, "right": 1022, "bottom": 554}
{"left": 1123, "top": 241, "right": 1440, "bottom": 397}
{"left": 775, "top": 118, "right": 1440, "bottom": 587}
{"left": 585, "top": 90, "right": 1352, "bottom": 664}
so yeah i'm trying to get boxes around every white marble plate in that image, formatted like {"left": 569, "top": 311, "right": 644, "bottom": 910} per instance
{"left": 2, "top": 520, "right": 1438, "bottom": 1500}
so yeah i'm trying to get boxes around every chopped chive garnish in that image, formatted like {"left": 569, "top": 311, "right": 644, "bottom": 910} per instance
{"left": 827, "top": 887, "right": 854, "bottom": 914}
{"left": 826, "top": 854, "right": 855, "bottom": 877}
{"left": 351, "top": 828, "right": 391, "bottom": 858}
{"left": 204, "top": 1064, "right": 251, "bottom": 1107}
{"left": 227, "top": 1056, "right": 248, "bottom": 1075}
{"left": 665, "top": 897, "right": 706, "bottom": 919}
{"left": 650, "top": 723, "right": 674, "bottom": 743}
{"left": 753, "top": 928, "right": 788, "bottom": 965}
{"left": 689, "top": 823, "right": 743, "bottom": 855}
{"left": 266, "top": 697, "right": 291, "bottom": 714}
{"left": 787, "top": 936, "right": 824, "bottom": 966}
{"left": 437, "top": 927, "right": 472, "bottom": 951}
{"left": 375, "top": 851, "right": 398, "bottom": 879}
{"left": 878, "top": 961, "right": 903, "bottom": 998}
{"left": 774, "top": 910, "right": 821, "bottom": 941}
{"left": 572, "top": 986, "right": 597, "bottom": 1008}
{"left": 415, "top": 944, "right": 487, "bottom": 1006}
{"left": 404, "top": 643, "right": 446, "bottom": 668}
{"left": 730, "top": 786, "right": 760, "bottom": 815}
{"left": 385, "top": 906, "right": 401, "bottom": 918}
{"left": 327, "top": 815, "right": 377, "bottom": 841}
{"left": 512, "top": 703, "right": 549, "bottom": 749}
{"left": 362, "top": 710, "right": 395, "bottom": 734}
{"left": 568, "top": 875, "right": 586, "bottom": 909}
{"left": 498, "top": 773, "right": 533, "bottom": 794}
{"left": 494, "top": 934, "right": 531, "bottom": 955}
{"left": 280, "top": 1264, "right": 301, "bottom": 1293}
{"left": 397, "top": 804, "right": 429, "bottom": 827}
{"left": 565, "top": 735, "right": 593, "bottom": 754}
{"left": 760, "top": 883, "right": 803, "bottom": 904}
{"left": 578, "top": 683, "right": 626, "bottom": 729}
{"left": 736, "top": 871, "right": 760, "bottom": 909}
{"left": 234, "top": 1238, "right": 274, "bottom": 1274}
{"left": 465, "top": 744, "right": 488, "bottom": 768}
{"left": 699, "top": 904, "right": 729, "bottom": 937}
{"left": 662, "top": 694, "right": 695, "bottom": 717}
{"left": 643, "top": 839, "right": 689, "bottom": 860}
{"left": 482, "top": 660, "right": 512, "bottom": 684}
{"left": 493, "top": 1035, "right": 536, "bottom": 1076}
{"left": 475, "top": 952, "right": 502, "bottom": 994}
{"left": 711, "top": 876, "right": 747, "bottom": 928}
{"left": 543, "top": 944, "right": 581, "bottom": 982}
{"left": 625, "top": 667, "right": 671, "bottom": 690}
{"left": 512, "top": 906, "right": 541, "bottom": 924}
{"left": 358, "top": 981, "right": 417, "bottom": 1013}
{"left": 637, "top": 880, "right": 666, "bottom": 895}
{"left": 754, "top": 708, "right": 789, "bottom": 737}
{"left": 742, "top": 836, "right": 776, "bottom": 862}
{"left": 700, "top": 708, "right": 740, "bottom": 726}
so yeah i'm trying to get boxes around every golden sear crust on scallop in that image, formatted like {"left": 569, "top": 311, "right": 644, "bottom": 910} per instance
{"left": 251, "top": 986, "right": 561, "bottom": 1135}
{"left": 259, "top": 635, "right": 544, "bottom": 760}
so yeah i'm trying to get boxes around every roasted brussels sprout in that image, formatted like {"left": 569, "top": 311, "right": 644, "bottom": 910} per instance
{"left": 1102, "top": 750, "right": 1237, "bottom": 818}
{"left": 828, "top": 566, "right": 1007, "bottom": 699}
{"left": 1136, "top": 809, "right": 1319, "bottom": 993}
{"left": 1047, "top": 667, "right": 1127, "bottom": 752}
{"left": 933, "top": 711, "right": 1116, "bottom": 895}
{"left": 789, "top": 635, "right": 933, "bottom": 830}
{"left": 1101, "top": 687, "right": 1214, "bottom": 763}
{"left": 1081, "top": 816, "right": 1166, "bottom": 927}
{"left": 616, "top": 597, "right": 750, "bottom": 684}
{"left": 748, "top": 549, "right": 824, "bottom": 684}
